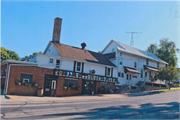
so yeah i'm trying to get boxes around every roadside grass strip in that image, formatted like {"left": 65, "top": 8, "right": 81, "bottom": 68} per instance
{"left": 151, "top": 88, "right": 180, "bottom": 93}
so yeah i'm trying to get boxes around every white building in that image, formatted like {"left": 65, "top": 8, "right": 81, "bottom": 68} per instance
{"left": 102, "top": 40, "right": 168, "bottom": 85}
{"left": 23, "top": 42, "right": 118, "bottom": 80}
{"left": 22, "top": 17, "right": 168, "bottom": 87}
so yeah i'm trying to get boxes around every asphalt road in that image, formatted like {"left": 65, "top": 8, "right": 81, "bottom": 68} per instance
{"left": 1, "top": 90, "right": 180, "bottom": 119}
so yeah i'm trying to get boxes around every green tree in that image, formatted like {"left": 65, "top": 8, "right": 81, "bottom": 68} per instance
{"left": 1, "top": 47, "right": 19, "bottom": 61}
{"left": 155, "top": 66, "right": 179, "bottom": 90}
{"left": 146, "top": 38, "right": 179, "bottom": 67}
{"left": 146, "top": 44, "right": 158, "bottom": 55}
{"left": 33, "top": 52, "right": 39, "bottom": 55}
{"left": 22, "top": 51, "right": 43, "bottom": 59}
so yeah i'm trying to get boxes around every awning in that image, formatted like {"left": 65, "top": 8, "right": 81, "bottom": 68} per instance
{"left": 124, "top": 66, "right": 141, "bottom": 74}
{"left": 144, "top": 65, "right": 159, "bottom": 71}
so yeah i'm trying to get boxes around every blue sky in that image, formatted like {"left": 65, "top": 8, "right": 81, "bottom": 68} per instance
{"left": 1, "top": 1, "right": 180, "bottom": 67}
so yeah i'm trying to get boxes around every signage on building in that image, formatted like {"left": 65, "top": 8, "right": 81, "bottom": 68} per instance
{"left": 54, "top": 69, "right": 117, "bottom": 83}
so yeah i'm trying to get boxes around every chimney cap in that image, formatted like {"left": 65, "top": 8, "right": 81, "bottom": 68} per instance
{"left": 55, "top": 17, "right": 62, "bottom": 20}
{"left": 81, "top": 42, "right": 87, "bottom": 50}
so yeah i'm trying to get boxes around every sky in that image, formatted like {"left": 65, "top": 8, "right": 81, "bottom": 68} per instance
{"left": 1, "top": 1, "right": 180, "bottom": 67}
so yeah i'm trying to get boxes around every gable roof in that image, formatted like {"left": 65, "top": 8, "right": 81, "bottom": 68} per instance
{"left": 102, "top": 40, "right": 167, "bottom": 64}
{"left": 115, "top": 41, "right": 168, "bottom": 64}
{"left": 52, "top": 42, "right": 116, "bottom": 67}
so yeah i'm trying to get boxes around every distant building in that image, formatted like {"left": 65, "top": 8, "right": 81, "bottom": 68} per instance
{"left": 101, "top": 40, "right": 168, "bottom": 86}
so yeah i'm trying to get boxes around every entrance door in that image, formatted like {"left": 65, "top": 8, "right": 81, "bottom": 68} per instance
{"left": 82, "top": 80, "right": 94, "bottom": 95}
{"left": 44, "top": 80, "right": 52, "bottom": 96}
{"left": 44, "top": 74, "right": 58, "bottom": 96}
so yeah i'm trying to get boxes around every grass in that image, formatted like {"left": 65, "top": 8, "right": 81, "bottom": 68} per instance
{"left": 151, "top": 88, "right": 180, "bottom": 93}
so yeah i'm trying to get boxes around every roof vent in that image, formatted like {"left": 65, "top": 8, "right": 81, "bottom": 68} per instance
{"left": 81, "top": 42, "right": 87, "bottom": 50}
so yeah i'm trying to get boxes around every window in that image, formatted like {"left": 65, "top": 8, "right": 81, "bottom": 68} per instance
{"left": 157, "top": 62, "right": 159, "bottom": 68}
{"left": 146, "top": 59, "right": 149, "bottom": 65}
{"left": 122, "top": 73, "right": 124, "bottom": 78}
{"left": 134, "top": 62, "right": 137, "bottom": 68}
{"left": 56, "top": 59, "right": 60, "bottom": 68}
{"left": 49, "top": 58, "right": 53, "bottom": 63}
{"left": 130, "top": 75, "right": 131, "bottom": 80}
{"left": 23, "top": 78, "right": 29, "bottom": 83}
{"left": 118, "top": 72, "right": 121, "bottom": 77}
{"left": 141, "top": 70, "right": 143, "bottom": 78}
{"left": 112, "top": 48, "right": 114, "bottom": 52}
{"left": 149, "top": 72, "right": 151, "bottom": 77}
{"left": 21, "top": 73, "right": 33, "bottom": 83}
{"left": 76, "top": 62, "right": 81, "bottom": 72}
{"left": 120, "top": 58, "right": 122, "bottom": 65}
{"left": 100, "top": 82, "right": 108, "bottom": 89}
{"left": 120, "top": 52, "right": 122, "bottom": 56}
{"left": 145, "top": 72, "right": 147, "bottom": 77}
{"left": 118, "top": 72, "right": 124, "bottom": 78}
{"left": 65, "top": 79, "right": 78, "bottom": 87}
{"left": 106, "top": 68, "right": 111, "bottom": 76}
{"left": 51, "top": 80, "right": 56, "bottom": 89}
{"left": 127, "top": 74, "right": 129, "bottom": 80}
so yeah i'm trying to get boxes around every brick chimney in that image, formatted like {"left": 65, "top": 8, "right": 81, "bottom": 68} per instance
{"left": 52, "top": 17, "right": 62, "bottom": 44}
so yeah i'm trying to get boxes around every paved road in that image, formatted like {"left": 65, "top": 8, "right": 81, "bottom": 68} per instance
{"left": 1, "top": 90, "right": 180, "bottom": 119}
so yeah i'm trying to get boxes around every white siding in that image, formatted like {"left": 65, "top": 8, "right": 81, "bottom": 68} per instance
{"left": 103, "top": 42, "right": 118, "bottom": 54}
{"left": 45, "top": 43, "right": 60, "bottom": 56}
{"left": 103, "top": 41, "right": 167, "bottom": 85}
{"left": 60, "top": 59, "right": 74, "bottom": 71}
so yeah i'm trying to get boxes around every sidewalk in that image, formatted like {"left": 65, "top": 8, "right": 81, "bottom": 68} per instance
{"left": 1, "top": 88, "right": 179, "bottom": 101}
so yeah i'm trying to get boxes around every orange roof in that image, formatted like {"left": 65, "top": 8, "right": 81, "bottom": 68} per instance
{"left": 52, "top": 42, "right": 116, "bottom": 67}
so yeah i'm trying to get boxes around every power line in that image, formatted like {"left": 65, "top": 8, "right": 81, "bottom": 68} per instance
{"left": 126, "top": 32, "right": 141, "bottom": 47}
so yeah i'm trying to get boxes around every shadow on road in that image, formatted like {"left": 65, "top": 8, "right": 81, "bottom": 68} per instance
{"left": 4, "top": 101, "right": 179, "bottom": 119}
{"left": 125, "top": 91, "right": 166, "bottom": 97}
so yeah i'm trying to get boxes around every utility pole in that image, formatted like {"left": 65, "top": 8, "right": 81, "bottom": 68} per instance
{"left": 126, "top": 32, "right": 141, "bottom": 47}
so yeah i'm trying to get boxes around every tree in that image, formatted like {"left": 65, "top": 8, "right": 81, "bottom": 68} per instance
{"left": 22, "top": 51, "right": 43, "bottom": 59}
{"left": 146, "top": 44, "right": 158, "bottom": 55}
{"left": 155, "top": 66, "right": 179, "bottom": 90}
{"left": 1, "top": 47, "right": 19, "bottom": 61}
{"left": 146, "top": 38, "right": 179, "bottom": 67}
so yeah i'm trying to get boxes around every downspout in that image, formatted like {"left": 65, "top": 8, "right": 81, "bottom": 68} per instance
{"left": 4, "top": 64, "right": 37, "bottom": 94}
{"left": 3, "top": 61, "right": 8, "bottom": 94}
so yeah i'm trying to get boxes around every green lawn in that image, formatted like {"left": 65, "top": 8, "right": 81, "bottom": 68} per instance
{"left": 152, "top": 88, "right": 180, "bottom": 93}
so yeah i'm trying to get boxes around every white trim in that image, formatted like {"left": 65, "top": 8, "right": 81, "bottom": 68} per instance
{"left": 106, "top": 67, "right": 111, "bottom": 77}
{"left": 51, "top": 80, "right": 56, "bottom": 89}
{"left": 101, "top": 40, "right": 114, "bottom": 53}
{"left": 1, "top": 60, "right": 38, "bottom": 66}
{"left": 75, "top": 62, "right": 82, "bottom": 72}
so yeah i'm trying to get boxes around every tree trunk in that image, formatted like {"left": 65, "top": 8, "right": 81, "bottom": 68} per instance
{"left": 169, "top": 81, "right": 171, "bottom": 90}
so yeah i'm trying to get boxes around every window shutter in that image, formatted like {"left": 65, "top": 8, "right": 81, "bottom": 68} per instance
{"left": 73, "top": 61, "right": 76, "bottom": 72}
{"left": 105, "top": 67, "right": 107, "bottom": 76}
{"left": 81, "top": 62, "right": 84, "bottom": 73}
{"left": 111, "top": 68, "right": 113, "bottom": 77}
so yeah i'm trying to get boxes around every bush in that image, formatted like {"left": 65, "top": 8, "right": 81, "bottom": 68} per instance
{"left": 172, "top": 84, "right": 180, "bottom": 87}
